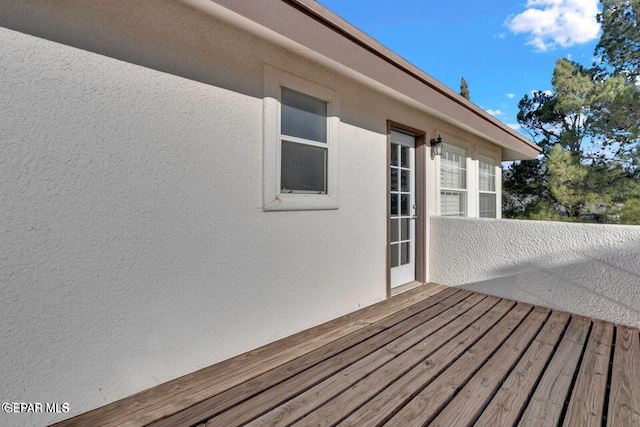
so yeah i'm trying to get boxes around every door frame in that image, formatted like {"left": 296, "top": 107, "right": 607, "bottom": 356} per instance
{"left": 386, "top": 121, "right": 426, "bottom": 298}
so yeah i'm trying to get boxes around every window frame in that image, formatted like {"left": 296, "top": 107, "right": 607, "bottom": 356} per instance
{"left": 263, "top": 65, "right": 340, "bottom": 211}
{"left": 439, "top": 142, "right": 468, "bottom": 217}
{"left": 478, "top": 154, "right": 499, "bottom": 218}
{"left": 279, "top": 88, "right": 329, "bottom": 195}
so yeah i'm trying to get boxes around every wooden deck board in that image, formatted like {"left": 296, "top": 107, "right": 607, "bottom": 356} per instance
{"left": 607, "top": 325, "right": 640, "bottom": 426}
{"left": 429, "top": 306, "right": 550, "bottom": 427}
{"left": 292, "top": 296, "right": 508, "bottom": 427}
{"left": 156, "top": 290, "right": 473, "bottom": 427}
{"left": 337, "top": 297, "right": 512, "bottom": 427}
{"left": 53, "top": 283, "right": 450, "bottom": 427}
{"left": 475, "top": 310, "right": 570, "bottom": 426}
{"left": 52, "top": 283, "right": 640, "bottom": 427}
{"left": 385, "top": 303, "right": 535, "bottom": 427}
{"left": 563, "top": 320, "right": 614, "bottom": 427}
{"left": 243, "top": 293, "right": 488, "bottom": 427}
{"left": 518, "top": 315, "right": 592, "bottom": 427}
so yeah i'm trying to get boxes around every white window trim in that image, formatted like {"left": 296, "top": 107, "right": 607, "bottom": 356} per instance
{"left": 439, "top": 142, "right": 469, "bottom": 217}
{"left": 263, "top": 65, "right": 340, "bottom": 211}
{"left": 477, "top": 153, "right": 501, "bottom": 219}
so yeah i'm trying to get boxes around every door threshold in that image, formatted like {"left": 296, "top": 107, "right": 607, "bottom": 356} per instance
{"left": 390, "top": 280, "right": 423, "bottom": 296}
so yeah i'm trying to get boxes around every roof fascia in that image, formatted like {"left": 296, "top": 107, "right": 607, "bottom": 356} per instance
{"left": 179, "top": 0, "right": 541, "bottom": 160}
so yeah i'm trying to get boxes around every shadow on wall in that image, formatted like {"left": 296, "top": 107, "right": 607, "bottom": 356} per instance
{"left": 0, "top": 0, "right": 394, "bottom": 139}
{"left": 0, "top": 0, "right": 271, "bottom": 101}
{"left": 459, "top": 243, "right": 640, "bottom": 328}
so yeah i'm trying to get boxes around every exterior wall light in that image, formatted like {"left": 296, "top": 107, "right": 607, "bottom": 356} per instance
{"left": 430, "top": 135, "right": 444, "bottom": 156}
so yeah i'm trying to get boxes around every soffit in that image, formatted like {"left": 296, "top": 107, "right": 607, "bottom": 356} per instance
{"left": 179, "top": 0, "right": 541, "bottom": 161}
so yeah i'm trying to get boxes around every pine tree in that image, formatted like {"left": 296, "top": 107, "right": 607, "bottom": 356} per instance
{"left": 504, "top": 57, "right": 640, "bottom": 223}
{"left": 593, "top": 0, "right": 640, "bottom": 154}
{"left": 596, "top": 0, "right": 640, "bottom": 80}
{"left": 503, "top": 1, "right": 640, "bottom": 223}
{"left": 460, "top": 77, "right": 470, "bottom": 100}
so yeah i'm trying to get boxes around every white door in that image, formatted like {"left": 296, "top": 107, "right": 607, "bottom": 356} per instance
{"left": 390, "top": 130, "right": 416, "bottom": 288}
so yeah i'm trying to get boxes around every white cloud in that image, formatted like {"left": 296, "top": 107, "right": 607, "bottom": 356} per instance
{"left": 486, "top": 109, "right": 503, "bottom": 116}
{"left": 507, "top": 123, "right": 522, "bottom": 131}
{"left": 507, "top": 93, "right": 516, "bottom": 99}
{"left": 506, "top": 0, "right": 601, "bottom": 51}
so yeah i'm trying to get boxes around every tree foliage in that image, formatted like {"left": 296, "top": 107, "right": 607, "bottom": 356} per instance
{"left": 546, "top": 145, "right": 635, "bottom": 221}
{"left": 504, "top": 3, "right": 640, "bottom": 224}
{"left": 502, "top": 159, "right": 550, "bottom": 218}
{"left": 596, "top": 0, "right": 640, "bottom": 80}
{"left": 460, "top": 77, "right": 470, "bottom": 100}
{"left": 517, "top": 58, "right": 639, "bottom": 158}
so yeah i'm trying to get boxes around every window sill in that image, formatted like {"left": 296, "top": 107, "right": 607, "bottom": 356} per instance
{"left": 263, "top": 193, "right": 339, "bottom": 211}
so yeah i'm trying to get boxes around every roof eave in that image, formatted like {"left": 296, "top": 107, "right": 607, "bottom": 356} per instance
{"left": 181, "top": 0, "right": 541, "bottom": 160}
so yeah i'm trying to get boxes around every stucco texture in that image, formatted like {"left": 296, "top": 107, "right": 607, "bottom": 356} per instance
{"left": 0, "top": 15, "right": 386, "bottom": 427}
{"left": 430, "top": 217, "right": 640, "bottom": 328}
{"left": 0, "top": 1, "right": 517, "bottom": 424}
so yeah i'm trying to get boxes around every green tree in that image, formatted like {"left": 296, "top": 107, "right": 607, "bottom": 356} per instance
{"left": 516, "top": 59, "right": 622, "bottom": 157}
{"left": 547, "top": 145, "right": 640, "bottom": 222}
{"left": 593, "top": 0, "right": 640, "bottom": 158}
{"left": 547, "top": 145, "right": 597, "bottom": 220}
{"left": 596, "top": 0, "right": 640, "bottom": 80}
{"left": 502, "top": 158, "right": 551, "bottom": 218}
{"left": 505, "top": 58, "right": 640, "bottom": 222}
{"left": 460, "top": 77, "right": 470, "bottom": 100}
{"left": 503, "top": 0, "right": 640, "bottom": 223}
{"left": 620, "top": 197, "right": 640, "bottom": 224}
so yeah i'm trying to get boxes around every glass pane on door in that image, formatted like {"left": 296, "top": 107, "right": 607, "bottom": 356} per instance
{"left": 390, "top": 244, "right": 400, "bottom": 268}
{"left": 389, "top": 141, "right": 413, "bottom": 268}
{"left": 389, "top": 130, "right": 417, "bottom": 289}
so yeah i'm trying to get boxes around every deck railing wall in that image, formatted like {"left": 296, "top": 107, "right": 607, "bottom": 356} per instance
{"left": 429, "top": 216, "right": 640, "bottom": 328}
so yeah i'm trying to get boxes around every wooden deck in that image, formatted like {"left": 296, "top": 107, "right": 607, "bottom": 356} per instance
{"left": 54, "top": 284, "right": 640, "bottom": 427}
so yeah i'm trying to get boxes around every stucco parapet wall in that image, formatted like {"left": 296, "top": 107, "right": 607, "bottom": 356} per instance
{"left": 429, "top": 216, "right": 640, "bottom": 328}
{"left": 179, "top": 0, "right": 540, "bottom": 161}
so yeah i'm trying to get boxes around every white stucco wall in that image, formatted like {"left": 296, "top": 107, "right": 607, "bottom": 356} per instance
{"left": 0, "top": 1, "right": 514, "bottom": 425}
{"left": 0, "top": 2, "right": 470, "bottom": 425}
{"left": 0, "top": 14, "right": 389, "bottom": 427}
{"left": 430, "top": 217, "right": 640, "bottom": 328}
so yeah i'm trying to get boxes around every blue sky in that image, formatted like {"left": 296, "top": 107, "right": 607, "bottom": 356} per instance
{"left": 317, "top": 0, "right": 602, "bottom": 136}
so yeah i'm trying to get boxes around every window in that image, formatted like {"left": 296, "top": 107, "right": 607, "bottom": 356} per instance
{"left": 280, "top": 88, "right": 328, "bottom": 194}
{"left": 440, "top": 144, "right": 467, "bottom": 216}
{"left": 263, "top": 66, "right": 339, "bottom": 211}
{"left": 478, "top": 155, "right": 497, "bottom": 218}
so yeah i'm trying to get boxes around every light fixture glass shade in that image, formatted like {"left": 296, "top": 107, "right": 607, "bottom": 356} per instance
{"left": 431, "top": 135, "right": 444, "bottom": 156}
